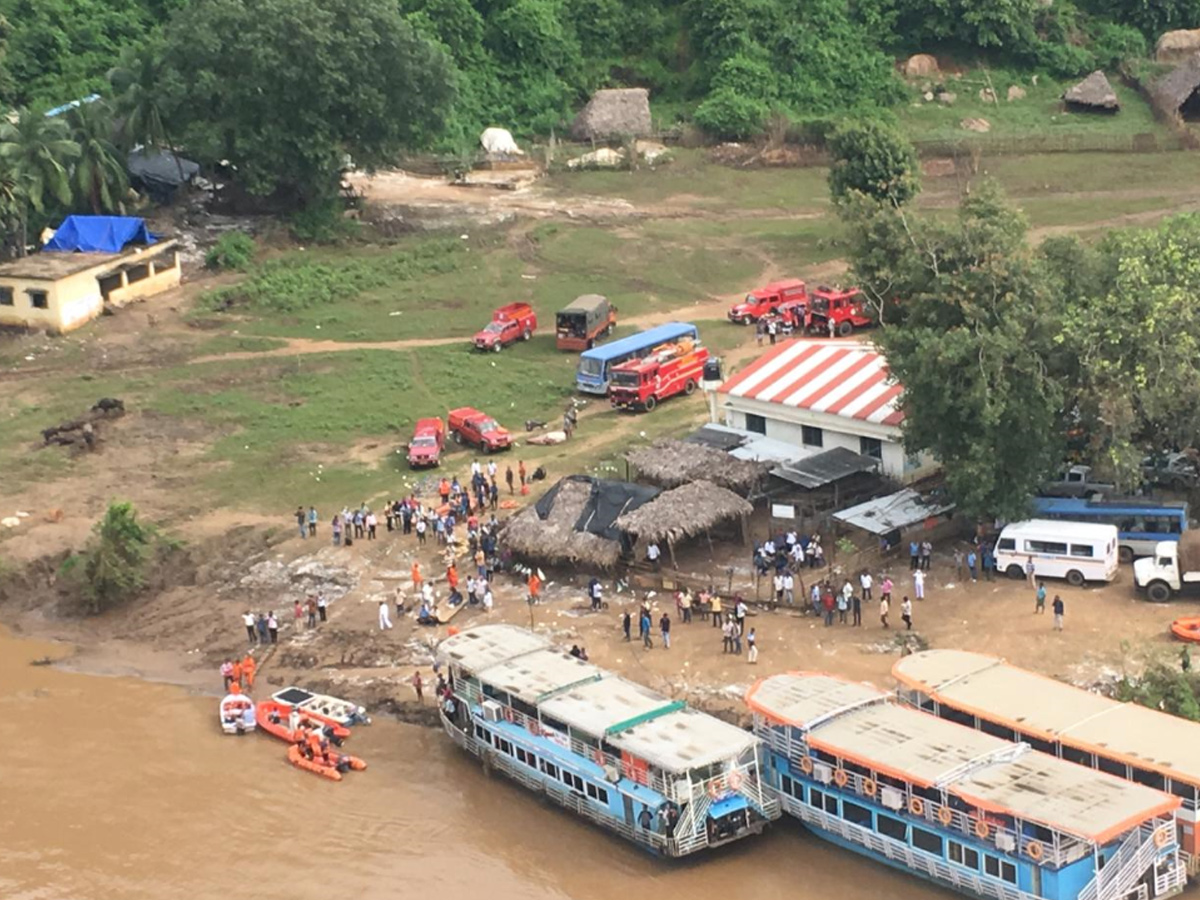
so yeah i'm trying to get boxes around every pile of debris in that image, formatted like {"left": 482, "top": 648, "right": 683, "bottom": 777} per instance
{"left": 41, "top": 398, "right": 126, "bottom": 451}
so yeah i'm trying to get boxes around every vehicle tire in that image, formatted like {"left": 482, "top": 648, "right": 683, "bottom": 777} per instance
{"left": 452, "top": 431, "right": 463, "bottom": 445}
{"left": 1118, "top": 546, "right": 1134, "bottom": 565}
{"left": 684, "top": 380, "right": 696, "bottom": 396}
{"left": 522, "top": 328, "right": 532, "bottom": 341}
{"left": 644, "top": 395, "right": 658, "bottom": 412}
{"left": 1005, "top": 565, "right": 1024, "bottom": 580}
{"left": 1066, "top": 569, "right": 1085, "bottom": 588}
{"left": 492, "top": 342, "right": 502, "bottom": 353}
{"left": 838, "top": 320, "right": 854, "bottom": 337}
{"left": 1147, "top": 581, "right": 1172, "bottom": 603}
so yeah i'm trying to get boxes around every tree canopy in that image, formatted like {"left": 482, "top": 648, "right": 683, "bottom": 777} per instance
{"left": 827, "top": 119, "right": 920, "bottom": 207}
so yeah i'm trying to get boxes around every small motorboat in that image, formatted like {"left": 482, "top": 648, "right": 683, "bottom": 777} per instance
{"left": 272, "top": 686, "right": 370, "bottom": 726}
{"left": 220, "top": 691, "right": 256, "bottom": 735}
{"left": 256, "top": 701, "right": 351, "bottom": 744}
{"left": 286, "top": 743, "right": 367, "bottom": 782}
{"left": 1171, "top": 617, "right": 1200, "bottom": 643}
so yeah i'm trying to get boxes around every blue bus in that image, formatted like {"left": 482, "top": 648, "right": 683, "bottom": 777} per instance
{"left": 1030, "top": 496, "right": 1189, "bottom": 562}
{"left": 575, "top": 322, "right": 700, "bottom": 394}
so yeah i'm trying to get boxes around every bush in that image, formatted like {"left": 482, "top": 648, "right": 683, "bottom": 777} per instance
{"left": 205, "top": 231, "right": 256, "bottom": 271}
{"left": 694, "top": 89, "right": 770, "bottom": 139}
{"left": 63, "top": 502, "right": 165, "bottom": 615}
{"left": 1030, "top": 40, "right": 1095, "bottom": 78}
{"left": 827, "top": 118, "right": 920, "bottom": 206}
{"left": 290, "top": 200, "right": 360, "bottom": 244}
{"left": 1089, "top": 22, "right": 1148, "bottom": 69}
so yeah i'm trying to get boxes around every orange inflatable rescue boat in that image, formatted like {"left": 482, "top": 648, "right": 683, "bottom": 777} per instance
{"left": 1171, "top": 617, "right": 1200, "bottom": 643}
{"left": 256, "top": 701, "right": 351, "bottom": 744}
{"left": 286, "top": 743, "right": 367, "bottom": 782}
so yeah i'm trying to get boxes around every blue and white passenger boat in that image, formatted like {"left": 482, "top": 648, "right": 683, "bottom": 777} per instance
{"left": 747, "top": 672, "right": 1186, "bottom": 900}
{"left": 437, "top": 624, "right": 780, "bottom": 856}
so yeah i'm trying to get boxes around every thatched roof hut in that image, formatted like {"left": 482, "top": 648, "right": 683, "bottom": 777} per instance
{"left": 1153, "top": 53, "right": 1200, "bottom": 116}
{"left": 500, "top": 478, "right": 622, "bottom": 568}
{"left": 570, "top": 88, "right": 652, "bottom": 141}
{"left": 615, "top": 480, "right": 752, "bottom": 564}
{"left": 1063, "top": 70, "right": 1120, "bottom": 112}
{"left": 625, "top": 439, "right": 769, "bottom": 496}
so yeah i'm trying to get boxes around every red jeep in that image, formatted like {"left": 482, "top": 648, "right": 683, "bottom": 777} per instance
{"left": 406, "top": 417, "right": 445, "bottom": 468}
{"left": 805, "top": 286, "right": 872, "bottom": 337}
{"left": 728, "top": 279, "right": 808, "bottom": 325}
{"left": 448, "top": 407, "right": 512, "bottom": 453}
{"left": 473, "top": 302, "right": 537, "bottom": 352}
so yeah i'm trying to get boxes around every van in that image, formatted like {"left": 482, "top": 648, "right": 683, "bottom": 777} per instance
{"left": 993, "top": 519, "right": 1119, "bottom": 586}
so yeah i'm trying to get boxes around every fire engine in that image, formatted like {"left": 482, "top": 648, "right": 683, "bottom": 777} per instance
{"left": 804, "top": 285, "right": 872, "bottom": 337}
{"left": 608, "top": 338, "right": 710, "bottom": 412}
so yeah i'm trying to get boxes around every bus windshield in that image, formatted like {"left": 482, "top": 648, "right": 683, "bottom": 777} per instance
{"left": 579, "top": 357, "right": 604, "bottom": 377}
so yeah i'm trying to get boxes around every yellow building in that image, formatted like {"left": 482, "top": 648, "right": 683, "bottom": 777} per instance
{"left": 0, "top": 223, "right": 181, "bottom": 334}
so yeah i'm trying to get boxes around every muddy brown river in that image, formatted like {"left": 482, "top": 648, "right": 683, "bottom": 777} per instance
{"left": 2, "top": 623, "right": 948, "bottom": 900}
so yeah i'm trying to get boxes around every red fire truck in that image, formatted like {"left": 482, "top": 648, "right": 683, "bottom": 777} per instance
{"left": 608, "top": 338, "right": 710, "bottom": 412}
{"left": 804, "top": 285, "right": 872, "bottom": 337}
{"left": 727, "top": 278, "right": 808, "bottom": 325}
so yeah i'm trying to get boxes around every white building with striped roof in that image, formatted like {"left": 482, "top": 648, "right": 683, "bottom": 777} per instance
{"left": 714, "top": 338, "right": 938, "bottom": 483}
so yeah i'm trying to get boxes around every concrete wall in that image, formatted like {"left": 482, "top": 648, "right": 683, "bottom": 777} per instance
{"left": 721, "top": 395, "right": 939, "bottom": 483}
{"left": 106, "top": 250, "right": 181, "bottom": 308}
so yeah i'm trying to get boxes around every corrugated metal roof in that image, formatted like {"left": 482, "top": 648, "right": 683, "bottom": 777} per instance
{"left": 894, "top": 649, "right": 1200, "bottom": 788}
{"left": 772, "top": 447, "right": 882, "bottom": 489}
{"left": 747, "top": 673, "right": 1179, "bottom": 842}
{"left": 718, "top": 340, "right": 905, "bottom": 427}
{"left": 832, "top": 488, "right": 955, "bottom": 535}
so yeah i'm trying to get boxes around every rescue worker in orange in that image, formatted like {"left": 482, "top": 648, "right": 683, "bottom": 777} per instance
{"left": 527, "top": 571, "right": 541, "bottom": 604}
{"left": 230, "top": 658, "right": 243, "bottom": 689}
{"left": 412, "top": 561, "right": 422, "bottom": 593}
{"left": 438, "top": 477, "right": 451, "bottom": 505}
{"left": 241, "top": 653, "right": 257, "bottom": 691}
{"left": 446, "top": 563, "right": 459, "bottom": 592}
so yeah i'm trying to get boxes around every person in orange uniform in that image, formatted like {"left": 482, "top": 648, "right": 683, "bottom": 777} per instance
{"left": 230, "top": 658, "right": 243, "bottom": 689}
{"left": 241, "top": 653, "right": 257, "bottom": 691}
{"left": 446, "top": 564, "right": 458, "bottom": 592}
{"left": 527, "top": 571, "right": 541, "bottom": 604}
{"left": 412, "top": 561, "right": 422, "bottom": 593}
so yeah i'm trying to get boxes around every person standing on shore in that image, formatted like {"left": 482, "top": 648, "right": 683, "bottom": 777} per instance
{"left": 851, "top": 592, "right": 862, "bottom": 627}
{"left": 879, "top": 596, "right": 890, "bottom": 629}
{"left": 722, "top": 617, "right": 734, "bottom": 653}
{"left": 317, "top": 593, "right": 328, "bottom": 622}
{"left": 747, "top": 627, "right": 758, "bottom": 663}
{"left": 243, "top": 610, "right": 257, "bottom": 644}
{"left": 242, "top": 653, "right": 257, "bottom": 691}
{"left": 913, "top": 568, "right": 925, "bottom": 601}
{"left": 1052, "top": 595, "right": 1064, "bottom": 631}
{"left": 622, "top": 610, "right": 631, "bottom": 641}
{"left": 966, "top": 550, "right": 977, "bottom": 583}
{"left": 267, "top": 612, "right": 278, "bottom": 644}
{"left": 881, "top": 575, "right": 893, "bottom": 603}
{"left": 901, "top": 596, "right": 913, "bottom": 630}
{"left": 1026, "top": 555, "right": 1037, "bottom": 587}
{"left": 859, "top": 570, "right": 872, "bottom": 602}
{"left": 660, "top": 613, "right": 671, "bottom": 649}
{"left": 307, "top": 506, "right": 318, "bottom": 537}
{"left": 256, "top": 612, "right": 269, "bottom": 644}
{"left": 220, "top": 659, "right": 233, "bottom": 690}
{"left": 378, "top": 599, "right": 393, "bottom": 630}
{"left": 1035, "top": 582, "right": 1046, "bottom": 614}
{"left": 295, "top": 506, "right": 306, "bottom": 539}
{"left": 411, "top": 671, "right": 424, "bottom": 704}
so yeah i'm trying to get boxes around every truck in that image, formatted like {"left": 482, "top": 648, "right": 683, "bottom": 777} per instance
{"left": 556, "top": 294, "right": 617, "bottom": 351}
{"left": 406, "top": 417, "right": 445, "bottom": 468}
{"left": 608, "top": 338, "right": 710, "bottom": 412}
{"left": 804, "top": 285, "right": 871, "bottom": 337}
{"left": 1038, "top": 464, "right": 1115, "bottom": 499}
{"left": 727, "top": 279, "right": 808, "bottom": 325}
{"left": 1134, "top": 532, "right": 1200, "bottom": 602}
{"left": 472, "top": 302, "right": 537, "bottom": 352}
{"left": 447, "top": 407, "right": 512, "bottom": 453}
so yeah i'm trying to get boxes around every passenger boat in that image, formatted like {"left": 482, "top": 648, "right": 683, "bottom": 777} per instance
{"left": 285, "top": 743, "right": 367, "bottom": 782}
{"left": 219, "top": 691, "right": 256, "bottom": 735}
{"left": 255, "top": 700, "right": 351, "bottom": 744}
{"left": 894, "top": 649, "right": 1200, "bottom": 862}
{"left": 271, "top": 686, "right": 370, "bottom": 727}
{"left": 437, "top": 624, "right": 779, "bottom": 857}
{"left": 747, "top": 672, "right": 1185, "bottom": 900}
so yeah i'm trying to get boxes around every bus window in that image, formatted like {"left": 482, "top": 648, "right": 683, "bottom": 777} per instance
{"left": 1026, "top": 540, "right": 1068, "bottom": 554}
{"left": 1069, "top": 544, "right": 1094, "bottom": 558}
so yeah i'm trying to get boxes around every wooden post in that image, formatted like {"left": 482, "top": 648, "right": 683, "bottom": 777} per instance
{"left": 667, "top": 537, "right": 678, "bottom": 572}
{"left": 705, "top": 528, "right": 715, "bottom": 560}
{"left": 739, "top": 512, "right": 749, "bottom": 546}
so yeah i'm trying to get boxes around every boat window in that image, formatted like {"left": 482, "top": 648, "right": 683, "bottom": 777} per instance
{"left": 949, "top": 840, "right": 980, "bottom": 870}
{"left": 515, "top": 747, "right": 538, "bottom": 769}
{"left": 497, "top": 738, "right": 512, "bottom": 755}
{"left": 878, "top": 815, "right": 907, "bottom": 842}
{"left": 1097, "top": 755, "right": 1128, "bottom": 779}
{"left": 1168, "top": 779, "right": 1198, "bottom": 806}
{"left": 541, "top": 760, "right": 560, "bottom": 780}
{"left": 512, "top": 698, "right": 538, "bottom": 719}
{"left": 809, "top": 787, "right": 825, "bottom": 810}
{"left": 842, "top": 800, "right": 873, "bottom": 828}
{"left": 782, "top": 774, "right": 802, "bottom": 799}
{"left": 1061, "top": 745, "right": 1093, "bottom": 767}
{"left": 475, "top": 724, "right": 490, "bottom": 742}
{"left": 979, "top": 719, "right": 1016, "bottom": 741}
{"left": 561, "top": 771, "right": 585, "bottom": 794}
{"left": 912, "top": 827, "right": 943, "bottom": 855}
{"left": 984, "top": 855, "right": 1018, "bottom": 883}
{"left": 585, "top": 782, "right": 610, "bottom": 805}
{"left": 942, "top": 707, "right": 975, "bottom": 728}
{"left": 1131, "top": 767, "right": 1166, "bottom": 791}
{"left": 542, "top": 715, "right": 569, "bottom": 734}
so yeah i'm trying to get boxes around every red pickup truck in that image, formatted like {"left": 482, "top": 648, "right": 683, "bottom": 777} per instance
{"left": 406, "top": 417, "right": 445, "bottom": 468}
{"left": 473, "top": 302, "right": 537, "bottom": 352}
{"left": 448, "top": 407, "right": 512, "bottom": 453}
{"left": 727, "top": 279, "right": 808, "bottom": 325}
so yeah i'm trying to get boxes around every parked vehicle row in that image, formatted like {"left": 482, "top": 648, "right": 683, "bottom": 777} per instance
{"left": 726, "top": 278, "right": 872, "bottom": 337}
{"left": 472, "top": 295, "right": 620, "bottom": 353}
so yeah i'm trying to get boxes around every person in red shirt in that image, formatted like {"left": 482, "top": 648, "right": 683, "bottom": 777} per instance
{"left": 527, "top": 572, "right": 541, "bottom": 603}
{"left": 821, "top": 589, "right": 836, "bottom": 627}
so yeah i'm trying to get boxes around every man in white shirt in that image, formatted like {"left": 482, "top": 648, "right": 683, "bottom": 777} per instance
{"left": 773, "top": 572, "right": 784, "bottom": 602}
{"left": 647, "top": 542, "right": 661, "bottom": 570}
{"left": 783, "top": 571, "right": 795, "bottom": 605}
{"left": 763, "top": 538, "right": 776, "bottom": 558}
{"left": 487, "top": 460, "right": 497, "bottom": 480}
{"left": 914, "top": 568, "right": 926, "bottom": 600}
{"left": 859, "top": 571, "right": 873, "bottom": 602}
{"left": 471, "top": 459, "right": 482, "bottom": 477}
{"left": 242, "top": 610, "right": 257, "bottom": 644}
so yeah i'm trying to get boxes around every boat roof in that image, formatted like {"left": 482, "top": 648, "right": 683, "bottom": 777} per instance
{"left": 894, "top": 649, "right": 1200, "bottom": 790}
{"left": 609, "top": 706, "right": 760, "bottom": 773}
{"left": 540, "top": 675, "right": 674, "bottom": 737}
{"left": 747, "top": 673, "right": 1179, "bottom": 843}
{"left": 437, "top": 624, "right": 551, "bottom": 673}
{"left": 475, "top": 648, "right": 602, "bottom": 704}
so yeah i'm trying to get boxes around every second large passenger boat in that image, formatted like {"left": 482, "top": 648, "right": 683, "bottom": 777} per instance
{"left": 747, "top": 672, "right": 1186, "bottom": 900}
{"left": 437, "top": 624, "right": 780, "bottom": 856}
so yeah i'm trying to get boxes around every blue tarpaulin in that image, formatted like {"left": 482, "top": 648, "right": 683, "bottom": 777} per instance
{"left": 44, "top": 216, "right": 157, "bottom": 254}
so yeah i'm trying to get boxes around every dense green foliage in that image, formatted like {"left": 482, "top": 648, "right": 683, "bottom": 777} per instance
{"left": 204, "top": 231, "right": 255, "bottom": 271}
{"left": 827, "top": 120, "right": 920, "bottom": 206}
{"left": 1116, "top": 659, "right": 1200, "bottom": 721}
{"left": 61, "top": 501, "right": 166, "bottom": 614}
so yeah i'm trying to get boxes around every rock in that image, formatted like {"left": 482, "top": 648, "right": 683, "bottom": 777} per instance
{"left": 923, "top": 91, "right": 935, "bottom": 101}
{"left": 960, "top": 117, "right": 991, "bottom": 133}
{"left": 1007, "top": 85, "right": 1027, "bottom": 101}
{"left": 634, "top": 140, "right": 670, "bottom": 163}
{"left": 978, "top": 87, "right": 998, "bottom": 104}
{"left": 1156, "top": 29, "right": 1200, "bottom": 63}
{"left": 936, "top": 91, "right": 957, "bottom": 105}
{"left": 922, "top": 158, "right": 957, "bottom": 178}
{"left": 903, "top": 54, "right": 940, "bottom": 77}
{"left": 1064, "top": 70, "right": 1120, "bottom": 111}
{"left": 566, "top": 147, "right": 626, "bottom": 169}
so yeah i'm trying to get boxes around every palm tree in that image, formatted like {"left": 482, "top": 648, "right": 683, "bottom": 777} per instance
{"left": 0, "top": 109, "right": 80, "bottom": 254}
{"left": 67, "top": 101, "right": 127, "bottom": 214}
{"left": 108, "top": 42, "right": 178, "bottom": 155}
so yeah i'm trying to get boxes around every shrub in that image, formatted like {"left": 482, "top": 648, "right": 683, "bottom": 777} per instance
{"left": 63, "top": 502, "right": 165, "bottom": 615}
{"left": 693, "top": 89, "right": 770, "bottom": 139}
{"left": 205, "top": 231, "right": 256, "bottom": 271}
{"left": 1089, "top": 22, "right": 1148, "bottom": 69}
{"left": 827, "top": 119, "right": 920, "bottom": 206}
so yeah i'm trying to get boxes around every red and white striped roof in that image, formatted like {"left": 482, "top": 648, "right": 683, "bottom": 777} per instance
{"left": 718, "top": 339, "right": 905, "bottom": 427}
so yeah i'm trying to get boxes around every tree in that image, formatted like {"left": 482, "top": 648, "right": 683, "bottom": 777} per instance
{"left": 160, "top": 0, "right": 455, "bottom": 208}
{"left": 0, "top": 108, "right": 79, "bottom": 252}
{"left": 68, "top": 501, "right": 156, "bottom": 614}
{"left": 67, "top": 100, "right": 127, "bottom": 213}
{"left": 107, "top": 40, "right": 176, "bottom": 155}
{"left": 828, "top": 119, "right": 920, "bottom": 207}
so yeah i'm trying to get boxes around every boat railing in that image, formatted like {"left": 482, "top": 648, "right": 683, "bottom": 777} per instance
{"left": 1078, "top": 821, "right": 1183, "bottom": 900}
{"left": 759, "top": 724, "right": 1083, "bottom": 868}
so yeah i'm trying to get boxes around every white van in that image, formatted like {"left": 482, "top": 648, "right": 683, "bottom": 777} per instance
{"left": 993, "top": 519, "right": 1119, "bottom": 586}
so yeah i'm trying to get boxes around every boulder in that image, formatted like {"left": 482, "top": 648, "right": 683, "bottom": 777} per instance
{"left": 1063, "top": 70, "right": 1120, "bottom": 112}
{"left": 903, "top": 54, "right": 940, "bottom": 77}
{"left": 960, "top": 117, "right": 991, "bottom": 133}
{"left": 566, "top": 147, "right": 626, "bottom": 169}
{"left": 570, "top": 88, "right": 652, "bottom": 141}
{"left": 978, "top": 87, "right": 998, "bottom": 104}
{"left": 1156, "top": 29, "right": 1200, "bottom": 63}
{"left": 479, "top": 127, "right": 523, "bottom": 157}
{"left": 923, "top": 91, "right": 935, "bottom": 101}
{"left": 1007, "top": 85, "right": 1027, "bottom": 101}
{"left": 937, "top": 91, "right": 957, "bottom": 105}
